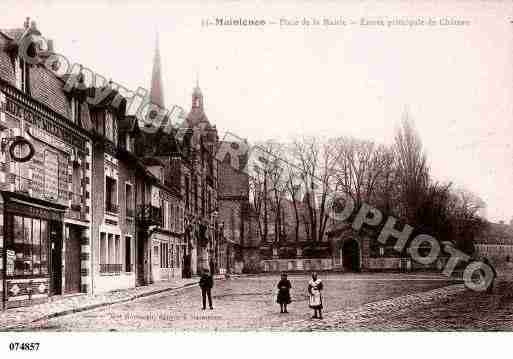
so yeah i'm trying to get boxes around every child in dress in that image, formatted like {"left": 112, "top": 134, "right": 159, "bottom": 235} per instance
{"left": 308, "top": 272, "right": 324, "bottom": 319}
{"left": 276, "top": 272, "right": 292, "bottom": 313}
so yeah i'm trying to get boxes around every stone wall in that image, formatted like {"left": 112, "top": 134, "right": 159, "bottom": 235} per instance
{"left": 476, "top": 244, "right": 513, "bottom": 269}
{"left": 261, "top": 258, "right": 334, "bottom": 273}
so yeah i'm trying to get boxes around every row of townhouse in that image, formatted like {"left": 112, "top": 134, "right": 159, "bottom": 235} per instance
{"left": 0, "top": 19, "right": 224, "bottom": 309}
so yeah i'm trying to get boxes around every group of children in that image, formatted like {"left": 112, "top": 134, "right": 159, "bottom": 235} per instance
{"left": 276, "top": 272, "right": 324, "bottom": 319}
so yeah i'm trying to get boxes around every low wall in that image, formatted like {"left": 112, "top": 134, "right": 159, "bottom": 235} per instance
{"left": 367, "top": 257, "right": 447, "bottom": 271}
{"left": 261, "top": 258, "right": 333, "bottom": 272}
{"left": 154, "top": 267, "right": 182, "bottom": 281}
{"left": 367, "top": 258, "right": 402, "bottom": 270}
{"left": 476, "top": 244, "right": 513, "bottom": 269}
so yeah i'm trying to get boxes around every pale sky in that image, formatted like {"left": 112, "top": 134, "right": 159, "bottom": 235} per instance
{"left": 2, "top": 0, "right": 513, "bottom": 222}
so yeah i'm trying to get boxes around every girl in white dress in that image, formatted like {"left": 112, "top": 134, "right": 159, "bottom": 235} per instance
{"left": 308, "top": 272, "right": 324, "bottom": 319}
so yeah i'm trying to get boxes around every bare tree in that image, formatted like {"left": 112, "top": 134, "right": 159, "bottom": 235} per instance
{"left": 333, "top": 137, "right": 396, "bottom": 213}
{"left": 291, "top": 136, "right": 339, "bottom": 242}
{"left": 393, "top": 114, "right": 430, "bottom": 225}
{"left": 284, "top": 162, "right": 303, "bottom": 242}
{"left": 248, "top": 140, "right": 288, "bottom": 245}
{"left": 447, "top": 187, "right": 487, "bottom": 254}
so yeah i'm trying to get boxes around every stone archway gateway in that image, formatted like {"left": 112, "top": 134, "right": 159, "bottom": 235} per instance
{"left": 343, "top": 239, "right": 361, "bottom": 272}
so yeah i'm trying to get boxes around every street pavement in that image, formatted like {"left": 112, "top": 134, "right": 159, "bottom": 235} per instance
{"left": 0, "top": 278, "right": 199, "bottom": 331}
{"left": 15, "top": 272, "right": 465, "bottom": 331}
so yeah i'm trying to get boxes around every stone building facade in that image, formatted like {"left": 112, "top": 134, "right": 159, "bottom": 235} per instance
{"left": 217, "top": 153, "right": 261, "bottom": 274}
{"left": 86, "top": 88, "right": 140, "bottom": 293}
{"left": 0, "top": 21, "right": 92, "bottom": 308}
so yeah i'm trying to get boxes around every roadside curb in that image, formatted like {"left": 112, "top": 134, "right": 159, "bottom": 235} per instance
{"left": 2, "top": 281, "right": 199, "bottom": 331}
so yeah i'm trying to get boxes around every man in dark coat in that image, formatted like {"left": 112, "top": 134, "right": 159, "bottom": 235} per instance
{"left": 199, "top": 268, "right": 214, "bottom": 310}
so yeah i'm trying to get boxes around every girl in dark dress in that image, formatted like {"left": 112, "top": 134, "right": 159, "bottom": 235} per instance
{"left": 276, "top": 273, "right": 292, "bottom": 313}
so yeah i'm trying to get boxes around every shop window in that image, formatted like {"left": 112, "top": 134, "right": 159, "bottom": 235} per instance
{"left": 100, "top": 232, "right": 106, "bottom": 265}
{"left": 9, "top": 216, "right": 48, "bottom": 277}
{"left": 153, "top": 245, "right": 159, "bottom": 262}
{"left": 115, "top": 235, "right": 120, "bottom": 268}
{"left": 160, "top": 243, "right": 169, "bottom": 268}
{"left": 41, "top": 220, "right": 48, "bottom": 275}
{"left": 100, "top": 232, "right": 122, "bottom": 274}
{"left": 32, "top": 219, "right": 41, "bottom": 275}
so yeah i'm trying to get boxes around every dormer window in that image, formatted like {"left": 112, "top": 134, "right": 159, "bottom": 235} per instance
{"left": 93, "top": 111, "right": 104, "bottom": 136}
{"left": 15, "top": 57, "right": 29, "bottom": 93}
{"left": 70, "top": 97, "right": 80, "bottom": 124}
{"left": 105, "top": 111, "right": 113, "bottom": 140}
{"left": 105, "top": 111, "right": 117, "bottom": 143}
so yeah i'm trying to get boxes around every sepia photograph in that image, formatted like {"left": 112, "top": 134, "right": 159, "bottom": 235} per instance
{"left": 0, "top": 0, "right": 512, "bottom": 356}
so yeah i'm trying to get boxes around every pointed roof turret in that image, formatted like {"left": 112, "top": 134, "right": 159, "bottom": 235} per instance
{"left": 185, "top": 79, "right": 210, "bottom": 128}
{"left": 150, "top": 32, "right": 165, "bottom": 108}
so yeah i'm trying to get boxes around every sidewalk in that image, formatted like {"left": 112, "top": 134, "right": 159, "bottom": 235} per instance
{"left": 0, "top": 278, "right": 199, "bottom": 331}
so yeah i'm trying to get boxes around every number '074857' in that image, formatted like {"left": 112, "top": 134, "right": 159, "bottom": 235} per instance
{"left": 8, "top": 342, "right": 40, "bottom": 351}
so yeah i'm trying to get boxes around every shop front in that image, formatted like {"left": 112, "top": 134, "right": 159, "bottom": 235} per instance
{"left": 0, "top": 86, "right": 92, "bottom": 309}
{"left": 150, "top": 231, "right": 185, "bottom": 282}
{"left": 1, "top": 192, "right": 66, "bottom": 309}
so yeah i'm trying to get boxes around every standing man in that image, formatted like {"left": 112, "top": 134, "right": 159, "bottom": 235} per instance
{"left": 199, "top": 268, "right": 214, "bottom": 310}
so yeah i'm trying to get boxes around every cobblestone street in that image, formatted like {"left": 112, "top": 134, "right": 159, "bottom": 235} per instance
{"left": 290, "top": 280, "right": 513, "bottom": 332}
{"left": 16, "top": 273, "right": 463, "bottom": 331}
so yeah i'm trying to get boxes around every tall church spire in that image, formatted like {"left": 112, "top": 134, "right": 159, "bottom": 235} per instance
{"left": 150, "top": 32, "right": 165, "bottom": 108}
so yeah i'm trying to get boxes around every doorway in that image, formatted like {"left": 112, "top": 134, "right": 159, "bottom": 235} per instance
{"left": 50, "top": 221, "right": 63, "bottom": 295}
{"left": 64, "top": 225, "right": 81, "bottom": 294}
{"left": 342, "top": 239, "right": 360, "bottom": 272}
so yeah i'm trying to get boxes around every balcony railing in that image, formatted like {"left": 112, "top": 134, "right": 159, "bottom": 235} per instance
{"left": 105, "top": 201, "right": 119, "bottom": 214}
{"left": 100, "top": 263, "right": 122, "bottom": 274}
{"left": 136, "top": 204, "right": 162, "bottom": 227}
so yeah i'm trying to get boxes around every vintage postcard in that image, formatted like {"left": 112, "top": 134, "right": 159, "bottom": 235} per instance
{"left": 0, "top": 0, "right": 512, "bottom": 357}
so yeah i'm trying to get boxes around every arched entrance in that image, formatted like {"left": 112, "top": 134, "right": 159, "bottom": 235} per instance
{"left": 342, "top": 239, "right": 360, "bottom": 272}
